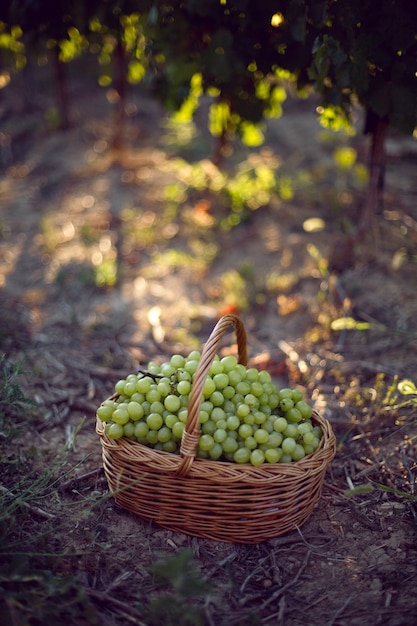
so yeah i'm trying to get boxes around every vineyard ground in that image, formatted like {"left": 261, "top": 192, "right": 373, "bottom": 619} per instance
{"left": 1, "top": 65, "right": 417, "bottom": 625}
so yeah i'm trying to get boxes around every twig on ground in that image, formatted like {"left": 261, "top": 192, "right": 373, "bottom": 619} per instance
{"left": 327, "top": 593, "right": 354, "bottom": 626}
{"left": 257, "top": 549, "right": 312, "bottom": 614}
{"left": 87, "top": 588, "right": 148, "bottom": 625}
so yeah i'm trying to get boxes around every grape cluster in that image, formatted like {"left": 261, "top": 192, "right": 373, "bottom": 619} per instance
{"left": 97, "top": 352, "right": 322, "bottom": 466}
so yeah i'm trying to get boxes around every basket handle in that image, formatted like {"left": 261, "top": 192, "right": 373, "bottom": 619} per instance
{"left": 176, "top": 314, "right": 248, "bottom": 477}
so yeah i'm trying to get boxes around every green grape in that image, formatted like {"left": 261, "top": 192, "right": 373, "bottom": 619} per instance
{"left": 130, "top": 392, "right": 145, "bottom": 404}
{"left": 280, "top": 397, "right": 294, "bottom": 413}
{"left": 211, "top": 407, "right": 226, "bottom": 422}
{"left": 267, "top": 432, "right": 283, "bottom": 448}
{"left": 157, "top": 379, "right": 171, "bottom": 396}
{"left": 243, "top": 413, "right": 255, "bottom": 425}
{"left": 297, "top": 422, "right": 313, "bottom": 436}
{"left": 220, "top": 355, "right": 238, "bottom": 371}
{"left": 210, "top": 391, "right": 225, "bottom": 406}
{"left": 112, "top": 406, "right": 130, "bottom": 425}
{"left": 147, "top": 361, "right": 161, "bottom": 375}
{"left": 127, "top": 401, "right": 144, "bottom": 421}
{"left": 254, "top": 428, "right": 269, "bottom": 444}
{"left": 235, "top": 364, "right": 247, "bottom": 377}
{"left": 244, "top": 393, "right": 258, "bottom": 407}
{"left": 222, "top": 436, "right": 238, "bottom": 453}
{"left": 187, "top": 350, "right": 201, "bottom": 361}
{"left": 216, "top": 419, "right": 227, "bottom": 429}
{"left": 200, "top": 400, "right": 213, "bottom": 413}
{"left": 302, "top": 431, "right": 316, "bottom": 446}
{"left": 164, "top": 394, "right": 181, "bottom": 412}
{"left": 250, "top": 449, "right": 265, "bottom": 467}
{"left": 161, "top": 363, "right": 175, "bottom": 377}
{"left": 244, "top": 436, "right": 257, "bottom": 450}
{"left": 292, "top": 444, "right": 306, "bottom": 461}
{"left": 203, "top": 376, "right": 216, "bottom": 397}
{"left": 286, "top": 407, "right": 303, "bottom": 423}
{"left": 115, "top": 379, "right": 127, "bottom": 394}
{"left": 265, "top": 448, "right": 282, "bottom": 463}
{"left": 246, "top": 368, "right": 259, "bottom": 382}
{"left": 254, "top": 411, "right": 267, "bottom": 425}
{"left": 238, "top": 423, "right": 253, "bottom": 439}
{"left": 213, "top": 372, "right": 229, "bottom": 390}
{"left": 210, "top": 359, "right": 224, "bottom": 375}
{"left": 295, "top": 400, "right": 313, "bottom": 419}
{"left": 236, "top": 381, "right": 251, "bottom": 395}
{"left": 283, "top": 423, "right": 298, "bottom": 438}
{"left": 279, "top": 388, "right": 293, "bottom": 399}
{"left": 150, "top": 400, "right": 164, "bottom": 415}
{"left": 250, "top": 382, "right": 263, "bottom": 397}
{"left": 228, "top": 369, "right": 242, "bottom": 387}
{"left": 280, "top": 454, "right": 293, "bottom": 463}
{"left": 170, "top": 354, "right": 186, "bottom": 368}
{"left": 202, "top": 420, "right": 216, "bottom": 435}
{"left": 123, "top": 422, "right": 135, "bottom": 438}
{"left": 226, "top": 415, "right": 240, "bottom": 431}
{"left": 97, "top": 403, "right": 114, "bottom": 422}
{"left": 199, "top": 434, "right": 215, "bottom": 451}
{"left": 231, "top": 393, "right": 245, "bottom": 406}
{"left": 311, "top": 436, "right": 320, "bottom": 449}
{"left": 178, "top": 408, "right": 188, "bottom": 423}
{"left": 236, "top": 403, "right": 250, "bottom": 417}
{"left": 313, "top": 426, "right": 323, "bottom": 439}
{"left": 208, "top": 443, "right": 223, "bottom": 460}
{"left": 233, "top": 448, "right": 251, "bottom": 464}
{"left": 147, "top": 430, "right": 159, "bottom": 445}
{"left": 177, "top": 369, "right": 191, "bottom": 382}
{"left": 162, "top": 440, "right": 177, "bottom": 453}
{"left": 134, "top": 421, "right": 149, "bottom": 438}
{"left": 213, "top": 428, "right": 227, "bottom": 443}
{"left": 146, "top": 387, "right": 161, "bottom": 403}
{"left": 259, "top": 370, "right": 271, "bottom": 384}
{"left": 157, "top": 426, "right": 172, "bottom": 443}
{"left": 123, "top": 381, "right": 137, "bottom": 396}
{"left": 198, "top": 410, "right": 210, "bottom": 424}
{"left": 177, "top": 380, "right": 191, "bottom": 396}
{"left": 164, "top": 413, "right": 177, "bottom": 429}
{"left": 136, "top": 376, "right": 152, "bottom": 394}
{"left": 184, "top": 360, "right": 199, "bottom": 375}
{"left": 146, "top": 413, "right": 163, "bottom": 430}
{"left": 260, "top": 404, "right": 272, "bottom": 417}
{"left": 106, "top": 423, "right": 124, "bottom": 439}
{"left": 141, "top": 400, "right": 151, "bottom": 415}
{"left": 172, "top": 421, "right": 185, "bottom": 439}
{"left": 282, "top": 437, "right": 296, "bottom": 455}
{"left": 273, "top": 417, "right": 288, "bottom": 433}
{"left": 291, "top": 389, "right": 304, "bottom": 403}
{"left": 223, "top": 385, "right": 236, "bottom": 400}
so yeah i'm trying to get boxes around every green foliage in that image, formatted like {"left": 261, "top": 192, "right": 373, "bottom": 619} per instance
{"left": 307, "top": 0, "right": 417, "bottom": 134}
{"left": 0, "top": 355, "right": 34, "bottom": 438}
{"left": 2, "top": 0, "right": 416, "bottom": 152}
{"left": 147, "top": 548, "right": 211, "bottom": 626}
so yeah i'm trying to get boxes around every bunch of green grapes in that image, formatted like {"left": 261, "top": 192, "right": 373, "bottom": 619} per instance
{"left": 97, "top": 351, "right": 323, "bottom": 466}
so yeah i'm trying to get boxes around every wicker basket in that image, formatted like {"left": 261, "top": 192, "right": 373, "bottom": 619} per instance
{"left": 96, "top": 314, "right": 336, "bottom": 543}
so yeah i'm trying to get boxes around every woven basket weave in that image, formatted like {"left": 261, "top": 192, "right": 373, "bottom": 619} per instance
{"left": 96, "top": 314, "right": 336, "bottom": 543}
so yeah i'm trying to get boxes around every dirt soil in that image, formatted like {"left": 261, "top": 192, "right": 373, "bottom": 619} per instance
{"left": 1, "top": 64, "right": 417, "bottom": 626}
